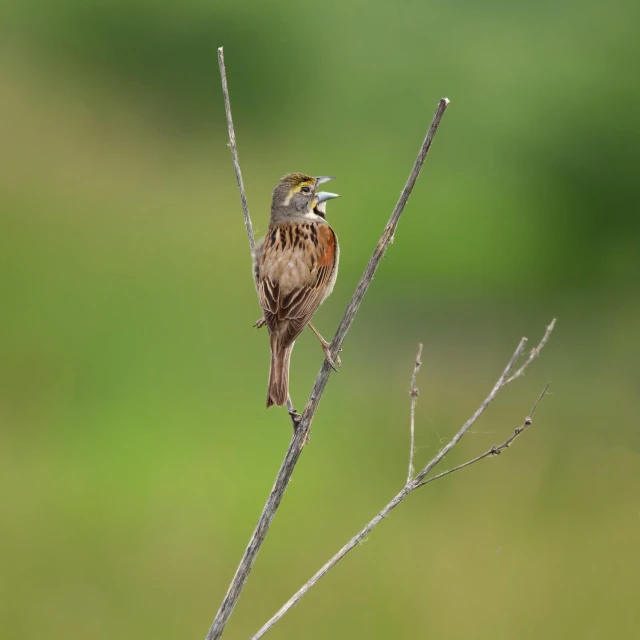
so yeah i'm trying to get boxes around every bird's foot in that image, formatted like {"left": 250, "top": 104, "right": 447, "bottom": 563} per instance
{"left": 288, "top": 408, "right": 302, "bottom": 430}
{"left": 320, "top": 339, "right": 341, "bottom": 372}
{"left": 253, "top": 317, "right": 267, "bottom": 329}
{"left": 307, "top": 322, "right": 341, "bottom": 371}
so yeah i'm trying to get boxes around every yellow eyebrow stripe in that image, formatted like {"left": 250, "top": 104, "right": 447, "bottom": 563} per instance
{"left": 284, "top": 180, "right": 314, "bottom": 206}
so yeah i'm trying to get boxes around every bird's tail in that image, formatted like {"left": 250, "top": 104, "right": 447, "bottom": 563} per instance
{"left": 267, "top": 335, "right": 293, "bottom": 408}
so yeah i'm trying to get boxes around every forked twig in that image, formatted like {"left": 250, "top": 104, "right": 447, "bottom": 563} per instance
{"left": 417, "top": 381, "right": 550, "bottom": 488}
{"left": 505, "top": 319, "right": 556, "bottom": 384}
{"left": 207, "top": 47, "right": 450, "bottom": 640}
{"left": 250, "top": 327, "right": 554, "bottom": 639}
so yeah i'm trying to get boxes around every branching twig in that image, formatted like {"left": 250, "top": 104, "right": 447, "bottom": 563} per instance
{"left": 417, "top": 381, "right": 550, "bottom": 488}
{"left": 250, "top": 327, "right": 554, "bottom": 639}
{"left": 206, "top": 47, "right": 450, "bottom": 640}
{"left": 407, "top": 344, "right": 423, "bottom": 483}
{"left": 505, "top": 318, "right": 556, "bottom": 384}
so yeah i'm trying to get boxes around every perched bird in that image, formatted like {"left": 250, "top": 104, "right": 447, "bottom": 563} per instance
{"left": 253, "top": 173, "right": 340, "bottom": 408}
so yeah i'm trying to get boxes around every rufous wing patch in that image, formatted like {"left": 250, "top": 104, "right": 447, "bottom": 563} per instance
{"left": 316, "top": 226, "right": 336, "bottom": 268}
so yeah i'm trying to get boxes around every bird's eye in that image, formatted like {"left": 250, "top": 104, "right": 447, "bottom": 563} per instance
{"left": 301, "top": 186, "right": 311, "bottom": 194}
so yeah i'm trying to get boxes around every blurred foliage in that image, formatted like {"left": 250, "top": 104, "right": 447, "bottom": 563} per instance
{"left": 1, "top": 0, "right": 639, "bottom": 638}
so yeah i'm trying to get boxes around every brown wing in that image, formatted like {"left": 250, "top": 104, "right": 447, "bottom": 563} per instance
{"left": 258, "top": 222, "right": 337, "bottom": 348}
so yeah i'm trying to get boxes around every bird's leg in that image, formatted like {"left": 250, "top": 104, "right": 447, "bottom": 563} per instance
{"left": 253, "top": 317, "right": 267, "bottom": 329}
{"left": 286, "top": 397, "right": 302, "bottom": 431}
{"left": 308, "top": 322, "right": 341, "bottom": 371}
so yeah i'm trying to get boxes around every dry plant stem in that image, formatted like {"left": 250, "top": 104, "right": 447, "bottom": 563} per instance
{"left": 217, "top": 47, "right": 254, "bottom": 254}
{"left": 250, "top": 485, "right": 414, "bottom": 640}
{"left": 410, "top": 335, "right": 526, "bottom": 485}
{"left": 250, "top": 325, "right": 554, "bottom": 639}
{"left": 207, "top": 48, "right": 450, "bottom": 640}
{"left": 505, "top": 318, "right": 556, "bottom": 384}
{"left": 298, "top": 96, "right": 450, "bottom": 428}
{"left": 417, "top": 381, "right": 551, "bottom": 489}
{"left": 407, "top": 344, "right": 423, "bottom": 483}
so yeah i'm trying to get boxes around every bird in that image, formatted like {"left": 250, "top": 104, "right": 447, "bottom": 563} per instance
{"left": 252, "top": 173, "right": 341, "bottom": 408}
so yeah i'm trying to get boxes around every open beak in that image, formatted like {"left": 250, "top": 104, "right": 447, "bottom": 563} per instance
{"left": 314, "top": 176, "right": 335, "bottom": 186}
{"left": 314, "top": 191, "right": 340, "bottom": 218}
{"left": 315, "top": 191, "right": 340, "bottom": 203}
{"left": 313, "top": 178, "right": 339, "bottom": 217}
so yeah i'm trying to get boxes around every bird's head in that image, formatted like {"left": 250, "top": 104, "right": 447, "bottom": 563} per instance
{"left": 271, "top": 173, "right": 339, "bottom": 221}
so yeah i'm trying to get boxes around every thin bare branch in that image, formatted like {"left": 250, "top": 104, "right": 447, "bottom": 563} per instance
{"left": 299, "top": 97, "right": 450, "bottom": 430}
{"left": 410, "top": 336, "right": 528, "bottom": 486}
{"left": 250, "top": 327, "right": 554, "bottom": 639}
{"left": 217, "top": 47, "right": 254, "bottom": 254}
{"left": 407, "top": 344, "right": 423, "bottom": 483}
{"left": 505, "top": 318, "right": 556, "bottom": 384}
{"left": 417, "top": 382, "right": 551, "bottom": 488}
{"left": 250, "top": 483, "right": 414, "bottom": 640}
{"left": 207, "top": 49, "right": 450, "bottom": 640}
{"left": 411, "top": 319, "right": 555, "bottom": 487}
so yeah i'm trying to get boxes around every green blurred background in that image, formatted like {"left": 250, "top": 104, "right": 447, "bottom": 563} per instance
{"left": 1, "top": 0, "right": 639, "bottom": 638}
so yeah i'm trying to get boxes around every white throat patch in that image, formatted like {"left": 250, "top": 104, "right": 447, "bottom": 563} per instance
{"left": 303, "top": 210, "right": 324, "bottom": 222}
